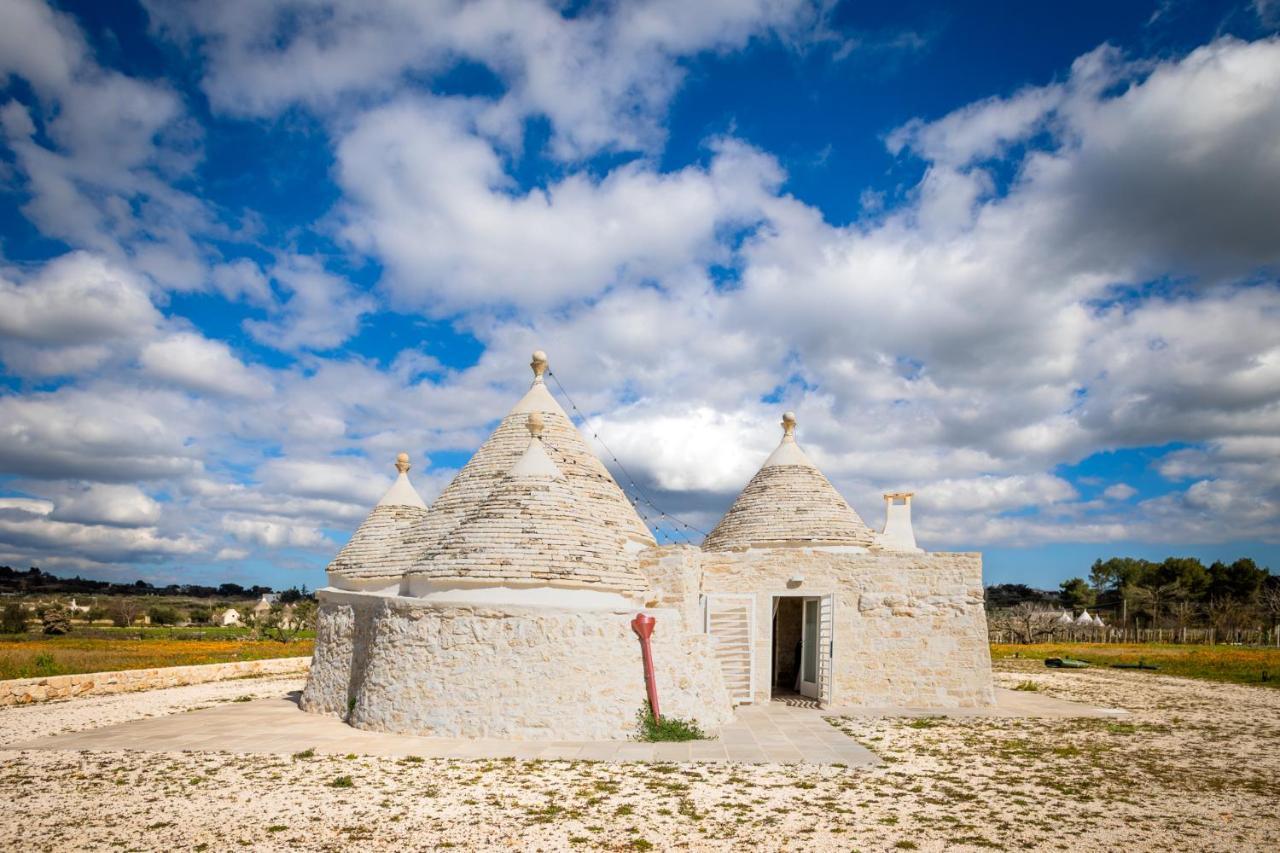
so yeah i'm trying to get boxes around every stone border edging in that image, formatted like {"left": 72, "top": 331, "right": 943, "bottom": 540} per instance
{"left": 0, "top": 656, "right": 311, "bottom": 706}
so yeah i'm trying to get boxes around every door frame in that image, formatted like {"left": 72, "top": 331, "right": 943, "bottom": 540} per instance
{"left": 770, "top": 592, "right": 835, "bottom": 706}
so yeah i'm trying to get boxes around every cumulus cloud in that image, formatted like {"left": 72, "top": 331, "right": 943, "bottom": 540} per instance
{"left": 221, "top": 517, "right": 329, "bottom": 549}
{"left": 0, "top": 496, "right": 203, "bottom": 565}
{"left": 146, "top": 0, "right": 815, "bottom": 157}
{"left": 336, "top": 99, "right": 782, "bottom": 312}
{"left": 139, "top": 332, "right": 271, "bottom": 398}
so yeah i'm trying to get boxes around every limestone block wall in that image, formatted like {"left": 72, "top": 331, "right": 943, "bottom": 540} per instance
{"left": 699, "top": 549, "right": 995, "bottom": 708}
{"left": 300, "top": 594, "right": 379, "bottom": 715}
{"left": 0, "top": 656, "right": 310, "bottom": 707}
{"left": 636, "top": 545, "right": 704, "bottom": 628}
{"left": 321, "top": 595, "right": 733, "bottom": 740}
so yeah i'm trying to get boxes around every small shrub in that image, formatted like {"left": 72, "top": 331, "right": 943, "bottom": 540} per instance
{"left": 329, "top": 775, "right": 354, "bottom": 788}
{"left": 33, "top": 653, "right": 57, "bottom": 676}
{"left": 1, "top": 603, "right": 28, "bottom": 634}
{"left": 41, "top": 607, "right": 72, "bottom": 635}
{"left": 147, "top": 605, "right": 180, "bottom": 626}
{"left": 292, "top": 748, "right": 316, "bottom": 760}
{"left": 635, "top": 707, "right": 707, "bottom": 742}
{"left": 1013, "top": 680, "right": 1040, "bottom": 692}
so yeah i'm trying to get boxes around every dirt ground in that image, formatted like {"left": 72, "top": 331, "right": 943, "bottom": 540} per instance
{"left": 1, "top": 660, "right": 1277, "bottom": 852}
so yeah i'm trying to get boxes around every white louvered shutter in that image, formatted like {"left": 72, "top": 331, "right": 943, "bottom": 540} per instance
{"left": 703, "top": 594, "right": 755, "bottom": 705}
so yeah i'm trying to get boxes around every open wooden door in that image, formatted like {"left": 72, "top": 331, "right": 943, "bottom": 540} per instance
{"left": 818, "top": 593, "right": 835, "bottom": 707}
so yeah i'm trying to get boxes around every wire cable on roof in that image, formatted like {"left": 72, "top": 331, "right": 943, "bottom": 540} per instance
{"left": 546, "top": 368, "right": 709, "bottom": 540}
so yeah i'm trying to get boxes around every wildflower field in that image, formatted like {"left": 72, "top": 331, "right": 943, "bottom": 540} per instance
{"left": 0, "top": 630, "right": 313, "bottom": 680}
{"left": 990, "top": 642, "right": 1280, "bottom": 689}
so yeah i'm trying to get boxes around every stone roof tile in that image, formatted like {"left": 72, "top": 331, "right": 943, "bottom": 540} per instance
{"left": 702, "top": 412, "right": 874, "bottom": 552}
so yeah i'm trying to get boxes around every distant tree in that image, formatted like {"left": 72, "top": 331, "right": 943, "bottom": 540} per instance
{"left": 187, "top": 606, "right": 212, "bottom": 625}
{"left": 1208, "top": 558, "right": 1268, "bottom": 604}
{"left": 1089, "top": 557, "right": 1152, "bottom": 594}
{"left": 278, "top": 586, "right": 312, "bottom": 604}
{"left": 261, "top": 600, "right": 316, "bottom": 643}
{"left": 1, "top": 603, "right": 27, "bottom": 634}
{"left": 995, "top": 602, "right": 1058, "bottom": 644}
{"left": 1207, "top": 596, "right": 1254, "bottom": 640}
{"left": 1059, "top": 577, "right": 1096, "bottom": 612}
{"left": 41, "top": 606, "right": 72, "bottom": 635}
{"left": 147, "top": 605, "right": 180, "bottom": 626}
{"left": 1130, "top": 576, "right": 1181, "bottom": 629}
{"left": 984, "top": 584, "right": 1057, "bottom": 610}
{"left": 218, "top": 583, "right": 246, "bottom": 597}
{"left": 1260, "top": 581, "right": 1280, "bottom": 637}
{"left": 1157, "top": 557, "right": 1209, "bottom": 600}
{"left": 86, "top": 605, "right": 108, "bottom": 623}
{"left": 108, "top": 598, "right": 142, "bottom": 628}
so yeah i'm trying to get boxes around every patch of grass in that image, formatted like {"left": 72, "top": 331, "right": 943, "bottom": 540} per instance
{"left": 233, "top": 695, "right": 254, "bottom": 702}
{"left": 635, "top": 707, "right": 707, "bottom": 742}
{"left": 329, "top": 775, "right": 355, "bottom": 788}
{"left": 266, "top": 825, "right": 287, "bottom": 833}
{"left": 905, "top": 716, "right": 944, "bottom": 729}
{"left": 991, "top": 642, "right": 1280, "bottom": 689}
{"left": 0, "top": 633, "right": 312, "bottom": 679}
{"left": 292, "top": 748, "right": 316, "bottom": 761}
{"left": 1012, "top": 680, "right": 1040, "bottom": 692}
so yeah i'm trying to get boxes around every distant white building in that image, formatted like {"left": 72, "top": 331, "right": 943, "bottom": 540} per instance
{"left": 220, "top": 608, "right": 243, "bottom": 627}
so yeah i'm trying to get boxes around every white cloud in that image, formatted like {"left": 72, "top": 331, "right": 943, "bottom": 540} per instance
{"left": 1103, "top": 483, "right": 1138, "bottom": 501}
{"left": 139, "top": 332, "right": 271, "bottom": 399}
{"left": 0, "top": 252, "right": 162, "bottom": 376}
{"left": 45, "top": 483, "right": 162, "bottom": 527}
{"left": 336, "top": 98, "right": 781, "bottom": 312}
{"left": 146, "top": 0, "right": 814, "bottom": 157}
{"left": 222, "top": 517, "right": 329, "bottom": 549}
{"left": 0, "top": 495, "right": 203, "bottom": 564}
{"left": 243, "top": 256, "right": 375, "bottom": 352}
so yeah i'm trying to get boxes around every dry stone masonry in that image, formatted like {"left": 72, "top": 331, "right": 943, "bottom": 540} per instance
{"left": 303, "top": 353, "right": 994, "bottom": 741}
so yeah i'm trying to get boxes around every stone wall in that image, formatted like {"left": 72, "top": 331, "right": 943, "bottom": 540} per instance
{"left": 636, "top": 545, "right": 703, "bottom": 628}
{"left": 304, "top": 591, "right": 734, "bottom": 740}
{"left": 300, "top": 596, "right": 379, "bottom": 715}
{"left": 697, "top": 548, "right": 995, "bottom": 708}
{"left": 0, "top": 656, "right": 310, "bottom": 707}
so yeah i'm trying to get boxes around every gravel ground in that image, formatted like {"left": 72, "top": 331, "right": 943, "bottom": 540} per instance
{"left": 1, "top": 663, "right": 1277, "bottom": 851}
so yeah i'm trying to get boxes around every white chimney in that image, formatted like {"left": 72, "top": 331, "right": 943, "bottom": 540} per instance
{"left": 878, "top": 492, "right": 923, "bottom": 552}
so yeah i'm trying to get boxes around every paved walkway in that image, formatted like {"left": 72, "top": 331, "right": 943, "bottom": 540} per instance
{"left": 5, "top": 687, "right": 1121, "bottom": 765}
{"left": 6, "top": 691, "right": 879, "bottom": 765}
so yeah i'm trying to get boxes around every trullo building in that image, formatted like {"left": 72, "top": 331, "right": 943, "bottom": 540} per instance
{"left": 302, "top": 351, "right": 993, "bottom": 740}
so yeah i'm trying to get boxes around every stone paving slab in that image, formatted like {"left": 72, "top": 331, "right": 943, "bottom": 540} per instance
{"left": 3, "top": 691, "right": 879, "bottom": 766}
{"left": 3, "top": 686, "right": 1121, "bottom": 765}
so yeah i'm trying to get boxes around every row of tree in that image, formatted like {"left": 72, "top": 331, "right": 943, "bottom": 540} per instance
{"left": 1065, "top": 557, "right": 1278, "bottom": 631}
{"left": 0, "top": 566, "right": 274, "bottom": 599}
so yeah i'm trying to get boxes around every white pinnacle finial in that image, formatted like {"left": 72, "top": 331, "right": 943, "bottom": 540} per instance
{"left": 530, "top": 350, "right": 548, "bottom": 384}
{"left": 781, "top": 411, "right": 797, "bottom": 441}
{"left": 527, "top": 412, "right": 544, "bottom": 438}
{"left": 394, "top": 452, "right": 411, "bottom": 474}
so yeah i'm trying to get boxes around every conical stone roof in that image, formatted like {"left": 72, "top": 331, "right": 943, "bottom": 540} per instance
{"left": 409, "top": 413, "right": 648, "bottom": 593}
{"left": 329, "top": 453, "right": 430, "bottom": 579}
{"left": 702, "top": 412, "right": 874, "bottom": 552}
{"left": 404, "top": 351, "right": 654, "bottom": 556}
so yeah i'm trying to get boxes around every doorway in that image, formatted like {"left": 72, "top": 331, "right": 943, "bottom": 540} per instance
{"left": 772, "top": 595, "right": 825, "bottom": 700}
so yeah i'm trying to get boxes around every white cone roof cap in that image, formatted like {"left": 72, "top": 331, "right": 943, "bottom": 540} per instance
{"left": 328, "top": 453, "right": 430, "bottom": 579}
{"left": 704, "top": 412, "right": 874, "bottom": 551}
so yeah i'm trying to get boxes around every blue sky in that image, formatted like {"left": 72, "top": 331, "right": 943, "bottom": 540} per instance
{"left": 1, "top": 0, "right": 1278, "bottom": 591}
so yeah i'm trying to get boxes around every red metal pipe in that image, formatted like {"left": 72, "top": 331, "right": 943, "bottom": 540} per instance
{"left": 631, "top": 613, "right": 660, "bottom": 721}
